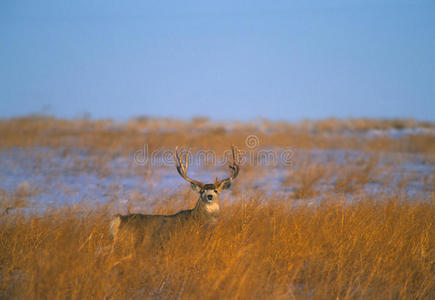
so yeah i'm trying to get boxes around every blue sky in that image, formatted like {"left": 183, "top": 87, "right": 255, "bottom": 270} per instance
{"left": 1, "top": 0, "right": 434, "bottom": 121}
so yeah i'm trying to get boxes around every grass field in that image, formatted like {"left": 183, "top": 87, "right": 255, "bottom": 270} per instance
{"left": 0, "top": 117, "right": 434, "bottom": 299}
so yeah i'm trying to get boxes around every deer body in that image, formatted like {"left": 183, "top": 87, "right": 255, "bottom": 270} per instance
{"left": 110, "top": 147, "right": 239, "bottom": 245}
{"left": 110, "top": 191, "right": 220, "bottom": 241}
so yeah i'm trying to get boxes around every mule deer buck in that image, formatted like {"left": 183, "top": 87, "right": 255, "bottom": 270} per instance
{"left": 110, "top": 146, "right": 240, "bottom": 246}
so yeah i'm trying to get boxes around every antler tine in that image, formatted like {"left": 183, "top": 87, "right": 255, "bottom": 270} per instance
{"left": 175, "top": 146, "right": 187, "bottom": 176}
{"left": 232, "top": 145, "right": 237, "bottom": 161}
{"left": 184, "top": 149, "right": 190, "bottom": 172}
{"left": 216, "top": 145, "right": 240, "bottom": 185}
{"left": 230, "top": 145, "right": 240, "bottom": 177}
{"left": 175, "top": 147, "right": 183, "bottom": 172}
{"left": 174, "top": 147, "right": 204, "bottom": 187}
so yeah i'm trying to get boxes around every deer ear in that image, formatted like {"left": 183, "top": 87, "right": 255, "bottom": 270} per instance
{"left": 217, "top": 180, "right": 231, "bottom": 191}
{"left": 191, "top": 183, "right": 202, "bottom": 192}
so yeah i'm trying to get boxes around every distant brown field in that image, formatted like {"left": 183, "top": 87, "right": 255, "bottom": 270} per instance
{"left": 0, "top": 117, "right": 434, "bottom": 299}
{"left": 1, "top": 116, "right": 434, "bottom": 155}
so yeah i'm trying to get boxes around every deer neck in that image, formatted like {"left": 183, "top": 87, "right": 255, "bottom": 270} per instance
{"left": 194, "top": 198, "right": 220, "bottom": 216}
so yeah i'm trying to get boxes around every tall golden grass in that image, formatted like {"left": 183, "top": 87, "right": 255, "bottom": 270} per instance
{"left": 0, "top": 195, "right": 433, "bottom": 299}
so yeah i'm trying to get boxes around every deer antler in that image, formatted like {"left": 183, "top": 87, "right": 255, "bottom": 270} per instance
{"left": 215, "top": 145, "right": 240, "bottom": 186}
{"left": 174, "top": 147, "right": 205, "bottom": 188}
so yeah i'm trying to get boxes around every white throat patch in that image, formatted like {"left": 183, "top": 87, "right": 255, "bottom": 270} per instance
{"left": 204, "top": 202, "right": 220, "bottom": 213}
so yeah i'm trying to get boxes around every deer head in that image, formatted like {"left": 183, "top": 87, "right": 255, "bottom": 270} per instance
{"left": 174, "top": 146, "right": 240, "bottom": 206}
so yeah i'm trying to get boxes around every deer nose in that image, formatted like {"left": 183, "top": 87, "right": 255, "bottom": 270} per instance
{"left": 207, "top": 195, "right": 213, "bottom": 200}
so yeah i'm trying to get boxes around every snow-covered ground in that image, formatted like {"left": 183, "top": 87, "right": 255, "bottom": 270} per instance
{"left": 0, "top": 146, "right": 432, "bottom": 214}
